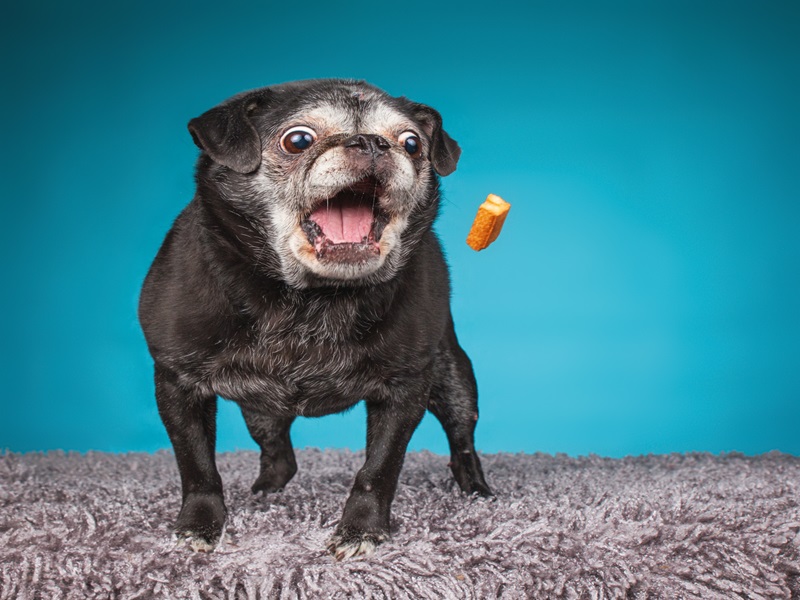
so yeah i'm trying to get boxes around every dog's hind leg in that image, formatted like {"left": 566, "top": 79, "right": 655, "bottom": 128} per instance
{"left": 428, "top": 321, "right": 494, "bottom": 498}
{"left": 240, "top": 410, "right": 297, "bottom": 494}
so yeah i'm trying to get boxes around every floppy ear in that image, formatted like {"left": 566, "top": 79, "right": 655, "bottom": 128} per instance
{"left": 405, "top": 102, "right": 461, "bottom": 176}
{"left": 187, "top": 89, "right": 271, "bottom": 174}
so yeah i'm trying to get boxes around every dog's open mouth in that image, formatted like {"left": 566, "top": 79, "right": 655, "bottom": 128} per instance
{"left": 301, "top": 176, "right": 390, "bottom": 263}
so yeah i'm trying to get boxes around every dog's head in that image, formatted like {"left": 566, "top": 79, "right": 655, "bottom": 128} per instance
{"left": 188, "top": 79, "right": 460, "bottom": 288}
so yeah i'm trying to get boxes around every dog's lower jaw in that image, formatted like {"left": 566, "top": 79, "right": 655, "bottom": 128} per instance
{"left": 283, "top": 220, "right": 408, "bottom": 287}
{"left": 293, "top": 248, "right": 387, "bottom": 283}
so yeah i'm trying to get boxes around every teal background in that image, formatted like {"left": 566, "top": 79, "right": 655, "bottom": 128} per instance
{"left": 1, "top": 1, "right": 798, "bottom": 457}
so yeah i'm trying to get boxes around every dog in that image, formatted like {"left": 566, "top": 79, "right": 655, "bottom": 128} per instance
{"left": 138, "top": 78, "right": 493, "bottom": 560}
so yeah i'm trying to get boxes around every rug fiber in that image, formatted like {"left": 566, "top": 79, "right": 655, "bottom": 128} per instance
{"left": 1, "top": 449, "right": 799, "bottom": 599}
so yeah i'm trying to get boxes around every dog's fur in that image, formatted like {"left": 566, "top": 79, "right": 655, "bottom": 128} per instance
{"left": 139, "top": 79, "right": 492, "bottom": 559}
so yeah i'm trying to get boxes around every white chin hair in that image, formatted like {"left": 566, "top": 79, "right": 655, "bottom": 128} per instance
{"left": 288, "top": 235, "right": 387, "bottom": 281}
{"left": 314, "top": 262, "right": 384, "bottom": 281}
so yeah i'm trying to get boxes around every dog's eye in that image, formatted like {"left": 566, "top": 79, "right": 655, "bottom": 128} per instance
{"left": 280, "top": 126, "right": 317, "bottom": 154}
{"left": 398, "top": 131, "right": 421, "bottom": 156}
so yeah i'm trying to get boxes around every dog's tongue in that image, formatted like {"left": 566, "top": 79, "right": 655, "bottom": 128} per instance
{"left": 310, "top": 199, "right": 373, "bottom": 243}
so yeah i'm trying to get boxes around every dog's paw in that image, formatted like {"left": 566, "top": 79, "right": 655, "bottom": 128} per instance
{"left": 326, "top": 529, "right": 389, "bottom": 561}
{"left": 251, "top": 471, "right": 291, "bottom": 494}
{"left": 251, "top": 458, "right": 297, "bottom": 494}
{"left": 452, "top": 477, "right": 496, "bottom": 499}
{"left": 174, "top": 492, "right": 226, "bottom": 552}
{"left": 467, "top": 482, "right": 496, "bottom": 499}
{"left": 175, "top": 529, "right": 220, "bottom": 552}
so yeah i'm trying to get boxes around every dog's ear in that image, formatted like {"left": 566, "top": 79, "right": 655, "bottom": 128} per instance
{"left": 187, "top": 89, "right": 271, "bottom": 174}
{"left": 404, "top": 101, "right": 461, "bottom": 176}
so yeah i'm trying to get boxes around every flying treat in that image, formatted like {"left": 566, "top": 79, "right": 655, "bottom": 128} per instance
{"left": 466, "top": 194, "right": 511, "bottom": 251}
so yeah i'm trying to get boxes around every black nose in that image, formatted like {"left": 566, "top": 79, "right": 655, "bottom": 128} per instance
{"left": 343, "top": 134, "right": 391, "bottom": 157}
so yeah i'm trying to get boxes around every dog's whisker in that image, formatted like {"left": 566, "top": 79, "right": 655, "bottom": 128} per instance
{"left": 251, "top": 238, "right": 270, "bottom": 275}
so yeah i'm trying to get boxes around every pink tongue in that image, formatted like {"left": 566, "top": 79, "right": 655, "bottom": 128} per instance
{"left": 310, "top": 199, "right": 373, "bottom": 243}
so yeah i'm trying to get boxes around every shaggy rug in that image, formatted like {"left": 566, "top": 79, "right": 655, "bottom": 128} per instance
{"left": 1, "top": 449, "right": 799, "bottom": 599}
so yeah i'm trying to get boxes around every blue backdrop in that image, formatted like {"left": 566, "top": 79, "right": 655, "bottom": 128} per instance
{"left": 1, "top": 0, "right": 798, "bottom": 457}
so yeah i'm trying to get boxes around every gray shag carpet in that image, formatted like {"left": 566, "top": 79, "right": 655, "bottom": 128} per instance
{"left": 1, "top": 449, "right": 799, "bottom": 599}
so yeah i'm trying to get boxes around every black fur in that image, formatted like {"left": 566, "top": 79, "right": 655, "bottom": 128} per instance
{"left": 139, "top": 79, "right": 492, "bottom": 558}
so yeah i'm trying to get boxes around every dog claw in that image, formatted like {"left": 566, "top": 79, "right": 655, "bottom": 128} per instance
{"left": 470, "top": 484, "right": 496, "bottom": 499}
{"left": 175, "top": 531, "right": 219, "bottom": 552}
{"left": 327, "top": 531, "right": 387, "bottom": 561}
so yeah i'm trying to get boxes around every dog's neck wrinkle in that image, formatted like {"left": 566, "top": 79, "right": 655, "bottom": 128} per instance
{"left": 196, "top": 190, "right": 290, "bottom": 285}
{"left": 198, "top": 192, "right": 264, "bottom": 254}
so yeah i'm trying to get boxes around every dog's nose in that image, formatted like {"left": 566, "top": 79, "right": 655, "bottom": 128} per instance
{"left": 343, "top": 134, "right": 391, "bottom": 157}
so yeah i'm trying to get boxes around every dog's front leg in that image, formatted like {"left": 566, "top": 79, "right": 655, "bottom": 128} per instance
{"left": 327, "top": 391, "right": 427, "bottom": 560}
{"left": 155, "top": 366, "right": 226, "bottom": 551}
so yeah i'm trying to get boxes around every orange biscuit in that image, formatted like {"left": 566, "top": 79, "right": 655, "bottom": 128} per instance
{"left": 466, "top": 194, "right": 511, "bottom": 251}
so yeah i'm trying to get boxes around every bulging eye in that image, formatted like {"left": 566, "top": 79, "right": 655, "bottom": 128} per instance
{"left": 280, "top": 126, "right": 317, "bottom": 154}
{"left": 398, "top": 131, "right": 421, "bottom": 156}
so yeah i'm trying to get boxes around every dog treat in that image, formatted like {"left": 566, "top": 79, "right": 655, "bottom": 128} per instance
{"left": 466, "top": 194, "right": 511, "bottom": 251}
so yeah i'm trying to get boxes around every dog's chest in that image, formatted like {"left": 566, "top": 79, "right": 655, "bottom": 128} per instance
{"left": 207, "top": 301, "right": 401, "bottom": 416}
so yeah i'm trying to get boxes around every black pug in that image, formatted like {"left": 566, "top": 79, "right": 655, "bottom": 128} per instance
{"left": 139, "top": 78, "right": 493, "bottom": 560}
